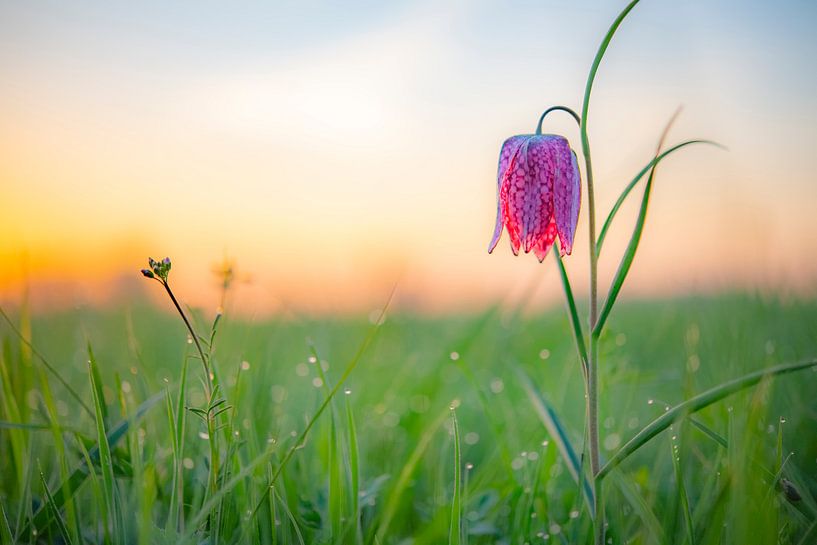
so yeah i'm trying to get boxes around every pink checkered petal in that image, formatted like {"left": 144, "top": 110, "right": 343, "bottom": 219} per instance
{"left": 553, "top": 144, "right": 582, "bottom": 256}
{"left": 489, "top": 135, "right": 528, "bottom": 253}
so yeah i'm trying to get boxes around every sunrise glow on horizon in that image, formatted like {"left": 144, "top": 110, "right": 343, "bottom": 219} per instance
{"left": 2, "top": 0, "right": 816, "bottom": 315}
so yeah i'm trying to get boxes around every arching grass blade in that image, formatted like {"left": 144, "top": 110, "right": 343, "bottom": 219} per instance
{"left": 598, "top": 359, "right": 817, "bottom": 479}
{"left": 596, "top": 139, "right": 723, "bottom": 253}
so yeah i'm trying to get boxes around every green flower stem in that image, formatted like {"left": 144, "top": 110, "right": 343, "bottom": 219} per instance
{"left": 579, "top": 3, "right": 641, "bottom": 543}
{"left": 160, "top": 280, "right": 212, "bottom": 398}
{"left": 158, "top": 278, "right": 220, "bottom": 505}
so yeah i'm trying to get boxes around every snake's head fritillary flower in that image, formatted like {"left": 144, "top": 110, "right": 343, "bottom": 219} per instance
{"left": 488, "top": 134, "right": 581, "bottom": 262}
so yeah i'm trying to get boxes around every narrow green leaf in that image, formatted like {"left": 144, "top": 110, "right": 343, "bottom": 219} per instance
{"left": 594, "top": 109, "right": 682, "bottom": 337}
{"left": 37, "top": 364, "right": 80, "bottom": 544}
{"left": 87, "top": 344, "right": 109, "bottom": 424}
{"left": 0, "top": 306, "right": 93, "bottom": 417}
{"left": 0, "top": 503, "right": 13, "bottom": 545}
{"left": 449, "top": 411, "right": 462, "bottom": 545}
{"left": 554, "top": 253, "right": 588, "bottom": 379}
{"left": 25, "top": 392, "right": 163, "bottom": 535}
{"left": 88, "top": 355, "right": 118, "bottom": 544}
{"left": 608, "top": 470, "right": 664, "bottom": 541}
{"left": 596, "top": 140, "right": 723, "bottom": 253}
{"left": 670, "top": 438, "right": 696, "bottom": 545}
{"left": 579, "top": 0, "right": 641, "bottom": 204}
{"left": 515, "top": 365, "right": 595, "bottom": 516}
{"left": 598, "top": 359, "right": 817, "bottom": 479}
{"left": 38, "top": 464, "right": 74, "bottom": 545}
{"left": 193, "top": 288, "right": 396, "bottom": 544}
{"left": 0, "top": 351, "right": 26, "bottom": 495}
{"left": 345, "top": 395, "right": 362, "bottom": 545}
{"left": 689, "top": 418, "right": 727, "bottom": 449}
{"left": 374, "top": 408, "right": 449, "bottom": 542}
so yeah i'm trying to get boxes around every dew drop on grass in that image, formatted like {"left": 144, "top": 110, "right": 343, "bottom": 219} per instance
{"left": 464, "top": 432, "right": 479, "bottom": 445}
{"left": 765, "top": 340, "right": 775, "bottom": 355}
{"left": 312, "top": 377, "right": 323, "bottom": 388}
{"left": 490, "top": 378, "right": 504, "bottom": 393}
{"left": 308, "top": 356, "right": 317, "bottom": 364}
{"left": 603, "top": 433, "right": 621, "bottom": 451}
{"left": 241, "top": 360, "right": 250, "bottom": 370}
{"left": 539, "top": 348, "right": 550, "bottom": 360}
{"left": 344, "top": 388, "right": 352, "bottom": 395}
{"left": 511, "top": 457, "right": 525, "bottom": 470}
{"left": 465, "top": 462, "right": 474, "bottom": 470}
{"left": 570, "top": 510, "right": 579, "bottom": 519}
{"left": 198, "top": 432, "right": 209, "bottom": 440}
{"left": 548, "top": 523, "right": 561, "bottom": 535}
{"left": 383, "top": 412, "right": 399, "bottom": 427}
{"left": 187, "top": 335, "right": 193, "bottom": 344}
{"left": 449, "top": 351, "right": 460, "bottom": 361}
{"left": 449, "top": 398, "right": 461, "bottom": 410}
{"left": 182, "top": 457, "right": 194, "bottom": 469}
{"left": 542, "top": 440, "right": 549, "bottom": 447}
{"left": 295, "top": 363, "right": 309, "bottom": 377}
{"left": 271, "top": 385, "right": 287, "bottom": 403}
{"left": 648, "top": 399, "right": 654, "bottom": 405}
{"left": 780, "top": 416, "right": 787, "bottom": 423}
{"left": 527, "top": 451, "right": 539, "bottom": 461}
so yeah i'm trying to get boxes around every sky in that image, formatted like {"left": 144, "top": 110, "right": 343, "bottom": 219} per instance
{"left": 1, "top": 0, "right": 816, "bottom": 315}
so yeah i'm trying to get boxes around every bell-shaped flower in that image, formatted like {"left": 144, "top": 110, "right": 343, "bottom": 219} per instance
{"left": 488, "top": 134, "right": 581, "bottom": 262}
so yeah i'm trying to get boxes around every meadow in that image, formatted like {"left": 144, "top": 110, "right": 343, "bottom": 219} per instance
{"left": 1, "top": 292, "right": 816, "bottom": 544}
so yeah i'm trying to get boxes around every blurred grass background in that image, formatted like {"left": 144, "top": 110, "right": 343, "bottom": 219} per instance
{"left": 1, "top": 293, "right": 815, "bottom": 543}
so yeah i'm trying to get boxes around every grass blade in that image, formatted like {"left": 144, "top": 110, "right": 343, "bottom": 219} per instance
{"left": 87, "top": 352, "right": 119, "bottom": 544}
{"left": 345, "top": 394, "right": 362, "bottom": 544}
{"left": 554, "top": 253, "right": 588, "bottom": 379}
{"left": 373, "top": 408, "right": 449, "bottom": 543}
{"left": 449, "top": 411, "right": 462, "bottom": 545}
{"left": 87, "top": 344, "right": 109, "bottom": 424}
{"left": 598, "top": 359, "right": 817, "bottom": 479}
{"left": 0, "top": 503, "right": 13, "bottom": 545}
{"left": 0, "top": 349, "right": 26, "bottom": 497}
{"left": 593, "top": 110, "right": 680, "bottom": 337}
{"left": 515, "top": 365, "right": 595, "bottom": 516}
{"left": 670, "top": 437, "right": 696, "bottom": 545}
{"left": 38, "top": 463, "right": 74, "bottom": 545}
{"left": 608, "top": 470, "right": 664, "bottom": 542}
{"left": 0, "top": 306, "right": 93, "bottom": 417}
{"left": 596, "top": 139, "right": 724, "bottom": 253}
{"left": 192, "top": 288, "right": 396, "bottom": 543}
{"left": 25, "top": 391, "right": 163, "bottom": 535}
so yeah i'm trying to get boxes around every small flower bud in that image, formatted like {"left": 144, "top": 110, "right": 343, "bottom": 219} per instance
{"left": 141, "top": 269, "right": 155, "bottom": 279}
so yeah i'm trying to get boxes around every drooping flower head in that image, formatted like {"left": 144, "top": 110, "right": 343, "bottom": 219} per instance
{"left": 488, "top": 134, "right": 581, "bottom": 262}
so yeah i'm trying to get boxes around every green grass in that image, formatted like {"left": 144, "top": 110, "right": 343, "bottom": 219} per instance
{"left": 1, "top": 293, "right": 816, "bottom": 544}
